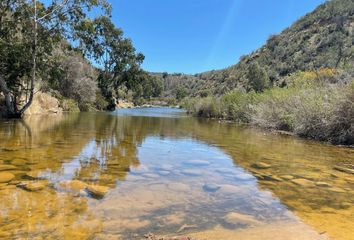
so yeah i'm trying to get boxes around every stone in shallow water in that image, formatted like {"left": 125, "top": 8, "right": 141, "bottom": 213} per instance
{"left": 86, "top": 185, "right": 109, "bottom": 198}
{"left": 333, "top": 166, "right": 354, "bottom": 175}
{"left": 251, "top": 162, "right": 271, "bottom": 169}
{"left": 59, "top": 180, "right": 88, "bottom": 193}
{"left": 24, "top": 171, "right": 45, "bottom": 180}
{"left": 11, "top": 159, "right": 27, "bottom": 166}
{"left": 17, "top": 181, "right": 48, "bottom": 191}
{"left": 280, "top": 175, "right": 295, "bottom": 180}
{"left": 315, "top": 182, "right": 332, "bottom": 187}
{"left": 291, "top": 178, "right": 314, "bottom": 187}
{"left": 262, "top": 174, "right": 282, "bottom": 182}
{"left": 329, "top": 187, "right": 347, "bottom": 193}
{"left": 0, "top": 172, "right": 15, "bottom": 183}
{"left": 0, "top": 165, "right": 17, "bottom": 171}
{"left": 203, "top": 183, "right": 221, "bottom": 192}
{"left": 224, "top": 212, "right": 261, "bottom": 226}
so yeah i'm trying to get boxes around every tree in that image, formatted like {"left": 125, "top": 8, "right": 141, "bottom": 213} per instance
{"left": 76, "top": 16, "right": 144, "bottom": 109}
{"left": 247, "top": 62, "right": 270, "bottom": 92}
{"left": 0, "top": 0, "right": 110, "bottom": 118}
{"left": 176, "top": 87, "right": 187, "bottom": 100}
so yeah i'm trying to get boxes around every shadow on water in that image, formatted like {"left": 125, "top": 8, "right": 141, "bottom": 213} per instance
{"left": 0, "top": 108, "right": 352, "bottom": 239}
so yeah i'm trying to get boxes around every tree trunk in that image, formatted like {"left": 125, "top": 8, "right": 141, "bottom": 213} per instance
{"left": 0, "top": 74, "right": 21, "bottom": 118}
{"left": 19, "top": 0, "right": 37, "bottom": 115}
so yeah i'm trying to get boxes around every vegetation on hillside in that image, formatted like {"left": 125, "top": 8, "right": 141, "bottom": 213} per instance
{"left": 182, "top": 69, "right": 354, "bottom": 145}
{"left": 158, "top": 0, "right": 354, "bottom": 145}
{"left": 156, "top": 0, "right": 354, "bottom": 97}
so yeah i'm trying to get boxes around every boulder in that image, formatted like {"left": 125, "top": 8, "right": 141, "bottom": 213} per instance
{"left": 23, "top": 91, "right": 62, "bottom": 115}
{"left": 0, "top": 172, "right": 15, "bottom": 183}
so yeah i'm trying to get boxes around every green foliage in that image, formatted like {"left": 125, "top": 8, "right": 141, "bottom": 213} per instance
{"left": 176, "top": 87, "right": 187, "bottom": 100}
{"left": 222, "top": 90, "right": 258, "bottom": 122}
{"left": 184, "top": 71, "right": 354, "bottom": 144}
{"left": 60, "top": 99, "right": 80, "bottom": 112}
{"left": 246, "top": 62, "right": 270, "bottom": 92}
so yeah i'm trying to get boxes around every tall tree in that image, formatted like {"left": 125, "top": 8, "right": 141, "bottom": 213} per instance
{"left": 0, "top": 0, "right": 110, "bottom": 118}
{"left": 76, "top": 16, "right": 145, "bottom": 109}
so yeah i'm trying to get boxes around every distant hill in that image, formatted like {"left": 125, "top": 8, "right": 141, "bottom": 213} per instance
{"left": 155, "top": 0, "right": 354, "bottom": 98}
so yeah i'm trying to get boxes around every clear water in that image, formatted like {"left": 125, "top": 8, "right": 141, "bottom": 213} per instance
{"left": 0, "top": 108, "right": 353, "bottom": 239}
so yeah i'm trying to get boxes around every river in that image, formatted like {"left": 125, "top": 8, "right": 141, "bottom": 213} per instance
{"left": 0, "top": 108, "right": 353, "bottom": 239}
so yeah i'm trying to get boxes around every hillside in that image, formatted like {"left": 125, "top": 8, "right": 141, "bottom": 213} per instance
{"left": 156, "top": 0, "right": 354, "bottom": 98}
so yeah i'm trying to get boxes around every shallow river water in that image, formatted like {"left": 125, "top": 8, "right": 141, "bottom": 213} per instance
{"left": 0, "top": 108, "right": 353, "bottom": 240}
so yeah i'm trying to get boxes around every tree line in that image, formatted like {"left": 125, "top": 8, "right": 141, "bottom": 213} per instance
{"left": 0, "top": 0, "right": 162, "bottom": 118}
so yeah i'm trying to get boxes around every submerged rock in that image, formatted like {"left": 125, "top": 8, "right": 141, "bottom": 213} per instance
{"left": 11, "top": 159, "right": 27, "bottom": 166}
{"left": 315, "top": 182, "right": 332, "bottom": 187}
{"left": 59, "top": 180, "right": 88, "bottom": 193}
{"left": 17, "top": 181, "right": 48, "bottom": 191}
{"left": 203, "top": 183, "right": 221, "bottom": 192}
{"left": 262, "top": 174, "right": 282, "bottom": 182}
{"left": 329, "top": 187, "right": 347, "bottom": 193}
{"left": 224, "top": 212, "right": 261, "bottom": 226}
{"left": 333, "top": 165, "right": 354, "bottom": 175}
{"left": 251, "top": 162, "right": 271, "bottom": 169}
{"left": 0, "top": 165, "right": 17, "bottom": 171}
{"left": 86, "top": 185, "right": 109, "bottom": 198}
{"left": 291, "top": 178, "right": 314, "bottom": 187}
{"left": 24, "top": 171, "right": 45, "bottom": 180}
{"left": 280, "top": 175, "right": 295, "bottom": 180}
{"left": 0, "top": 172, "right": 15, "bottom": 183}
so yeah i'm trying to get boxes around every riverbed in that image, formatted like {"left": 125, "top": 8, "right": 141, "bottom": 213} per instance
{"left": 0, "top": 108, "right": 353, "bottom": 239}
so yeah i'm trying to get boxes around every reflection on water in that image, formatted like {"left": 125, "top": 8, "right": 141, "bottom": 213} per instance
{"left": 0, "top": 108, "right": 353, "bottom": 239}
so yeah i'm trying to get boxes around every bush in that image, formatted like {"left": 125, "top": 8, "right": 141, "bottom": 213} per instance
{"left": 183, "top": 71, "right": 354, "bottom": 145}
{"left": 61, "top": 99, "right": 80, "bottom": 112}
{"left": 222, "top": 90, "right": 258, "bottom": 122}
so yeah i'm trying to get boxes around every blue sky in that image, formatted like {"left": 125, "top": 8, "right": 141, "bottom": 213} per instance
{"left": 109, "top": 0, "right": 325, "bottom": 74}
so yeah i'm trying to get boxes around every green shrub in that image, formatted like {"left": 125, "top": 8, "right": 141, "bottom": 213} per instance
{"left": 61, "top": 99, "right": 80, "bottom": 112}
{"left": 222, "top": 90, "right": 258, "bottom": 122}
